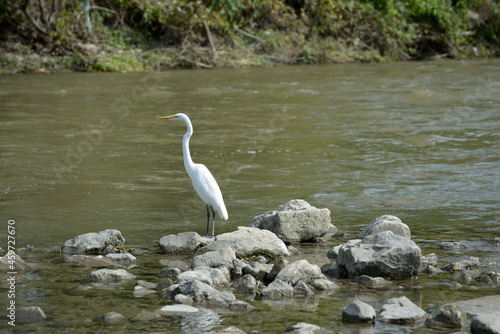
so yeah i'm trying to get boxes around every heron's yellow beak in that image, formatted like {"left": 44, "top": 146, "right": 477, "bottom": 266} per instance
{"left": 159, "top": 115, "right": 176, "bottom": 120}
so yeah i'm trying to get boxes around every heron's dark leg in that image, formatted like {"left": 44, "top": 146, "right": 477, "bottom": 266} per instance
{"left": 205, "top": 204, "right": 210, "bottom": 236}
{"left": 210, "top": 205, "right": 216, "bottom": 237}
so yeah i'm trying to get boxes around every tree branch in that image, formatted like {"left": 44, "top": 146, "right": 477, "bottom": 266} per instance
{"left": 1, "top": 0, "right": 50, "bottom": 35}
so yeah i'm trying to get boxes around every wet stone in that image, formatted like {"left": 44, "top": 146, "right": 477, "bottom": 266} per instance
{"left": 102, "top": 312, "right": 125, "bottom": 325}
{"left": 17, "top": 306, "right": 46, "bottom": 322}
{"left": 342, "top": 300, "right": 376, "bottom": 323}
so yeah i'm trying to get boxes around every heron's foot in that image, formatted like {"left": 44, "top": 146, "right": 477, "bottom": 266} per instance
{"left": 204, "top": 234, "right": 215, "bottom": 238}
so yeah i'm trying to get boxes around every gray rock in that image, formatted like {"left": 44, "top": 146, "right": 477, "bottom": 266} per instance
{"left": 105, "top": 252, "right": 136, "bottom": 268}
{"left": 0, "top": 252, "right": 35, "bottom": 273}
{"left": 425, "top": 303, "right": 467, "bottom": 329}
{"left": 214, "top": 326, "right": 247, "bottom": 334}
{"left": 443, "top": 256, "right": 480, "bottom": 273}
{"left": 61, "top": 229, "right": 125, "bottom": 254}
{"left": 243, "top": 262, "right": 273, "bottom": 282}
{"left": 326, "top": 245, "right": 341, "bottom": 259}
{"left": 194, "top": 239, "right": 241, "bottom": 255}
{"left": 64, "top": 254, "right": 111, "bottom": 267}
{"left": 158, "top": 231, "right": 205, "bottom": 254}
{"left": 134, "top": 310, "right": 162, "bottom": 321}
{"left": 342, "top": 300, "right": 376, "bottom": 323}
{"left": 214, "top": 226, "right": 289, "bottom": 258}
{"left": 171, "top": 279, "right": 236, "bottom": 307}
{"left": 135, "top": 280, "right": 157, "bottom": 289}
{"left": 275, "top": 259, "right": 326, "bottom": 285}
{"left": 454, "top": 295, "right": 500, "bottom": 317}
{"left": 232, "top": 274, "right": 258, "bottom": 295}
{"left": 491, "top": 237, "right": 500, "bottom": 247}
{"left": 159, "top": 267, "right": 182, "bottom": 281}
{"left": 261, "top": 279, "right": 294, "bottom": 298}
{"left": 436, "top": 241, "right": 469, "bottom": 251}
{"left": 86, "top": 269, "right": 136, "bottom": 283}
{"left": 231, "top": 259, "right": 245, "bottom": 279}
{"left": 293, "top": 280, "right": 314, "bottom": 296}
{"left": 132, "top": 281, "right": 157, "bottom": 297}
{"left": 310, "top": 278, "right": 339, "bottom": 291}
{"left": 174, "top": 294, "right": 194, "bottom": 305}
{"left": 229, "top": 300, "right": 256, "bottom": 312}
{"left": 249, "top": 199, "right": 332, "bottom": 244}
{"left": 17, "top": 306, "right": 46, "bottom": 322}
{"left": 420, "top": 253, "right": 440, "bottom": 274}
{"left": 379, "top": 296, "right": 428, "bottom": 324}
{"left": 191, "top": 247, "right": 236, "bottom": 269}
{"left": 102, "top": 312, "right": 125, "bottom": 325}
{"left": 353, "top": 275, "right": 389, "bottom": 287}
{"left": 156, "top": 304, "right": 202, "bottom": 316}
{"left": 266, "top": 256, "right": 288, "bottom": 282}
{"left": 471, "top": 313, "right": 500, "bottom": 334}
{"left": 336, "top": 231, "right": 421, "bottom": 279}
{"left": 358, "top": 215, "right": 411, "bottom": 240}
{"left": 177, "top": 269, "right": 213, "bottom": 286}
{"left": 286, "top": 322, "right": 327, "bottom": 333}
{"left": 156, "top": 278, "right": 174, "bottom": 296}
{"left": 132, "top": 286, "right": 156, "bottom": 298}
{"left": 207, "top": 267, "right": 231, "bottom": 287}
{"left": 183, "top": 266, "right": 230, "bottom": 287}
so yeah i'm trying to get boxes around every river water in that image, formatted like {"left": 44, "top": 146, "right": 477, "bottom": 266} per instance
{"left": 1, "top": 59, "right": 499, "bottom": 332}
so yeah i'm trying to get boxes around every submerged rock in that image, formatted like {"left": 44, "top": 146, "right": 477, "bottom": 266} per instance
{"left": 133, "top": 281, "right": 157, "bottom": 298}
{"left": 352, "top": 275, "right": 389, "bottom": 287}
{"left": 336, "top": 231, "right": 421, "bottom": 279}
{"left": 286, "top": 322, "right": 328, "bottom": 333}
{"left": 17, "top": 306, "right": 46, "bottom": 322}
{"left": 61, "top": 229, "right": 125, "bottom": 254}
{"left": 379, "top": 296, "right": 427, "bottom": 324}
{"left": 156, "top": 304, "right": 203, "bottom": 316}
{"left": 86, "top": 268, "right": 136, "bottom": 283}
{"left": 134, "top": 310, "right": 162, "bottom": 321}
{"left": 436, "top": 241, "right": 469, "bottom": 252}
{"left": 0, "top": 252, "right": 35, "bottom": 273}
{"left": 342, "top": 300, "right": 376, "bottom": 323}
{"left": 214, "top": 326, "right": 247, "bottom": 334}
{"left": 358, "top": 215, "right": 411, "bottom": 240}
{"left": 228, "top": 300, "right": 256, "bottom": 312}
{"left": 102, "top": 312, "right": 125, "bottom": 325}
{"left": 249, "top": 199, "right": 332, "bottom": 244}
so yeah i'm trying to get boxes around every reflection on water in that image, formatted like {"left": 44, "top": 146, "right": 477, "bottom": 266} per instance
{"left": 0, "top": 59, "right": 499, "bottom": 332}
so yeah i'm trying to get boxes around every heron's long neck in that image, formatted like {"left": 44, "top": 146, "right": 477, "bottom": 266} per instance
{"left": 182, "top": 123, "right": 195, "bottom": 175}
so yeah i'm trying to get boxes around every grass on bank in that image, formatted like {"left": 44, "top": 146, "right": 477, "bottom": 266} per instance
{"left": 0, "top": 0, "right": 499, "bottom": 73}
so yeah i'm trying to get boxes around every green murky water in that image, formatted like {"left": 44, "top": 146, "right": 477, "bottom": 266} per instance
{"left": 1, "top": 59, "right": 499, "bottom": 332}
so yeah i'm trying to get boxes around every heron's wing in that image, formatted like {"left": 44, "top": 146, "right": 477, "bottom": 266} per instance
{"left": 190, "top": 164, "right": 228, "bottom": 220}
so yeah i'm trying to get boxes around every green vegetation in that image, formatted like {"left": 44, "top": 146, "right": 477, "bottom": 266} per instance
{"left": 0, "top": 0, "right": 499, "bottom": 73}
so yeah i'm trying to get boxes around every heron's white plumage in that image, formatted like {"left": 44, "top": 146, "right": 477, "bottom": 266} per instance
{"left": 160, "top": 113, "right": 228, "bottom": 236}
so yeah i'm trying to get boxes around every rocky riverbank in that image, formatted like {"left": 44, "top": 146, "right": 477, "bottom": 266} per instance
{"left": 2, "top": 199, "right": 499, "bottom": 332}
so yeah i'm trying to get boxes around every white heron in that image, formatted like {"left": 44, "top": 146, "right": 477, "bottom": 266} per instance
{"left": 159, "top": 113, "right": 228, "bottom": 237}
